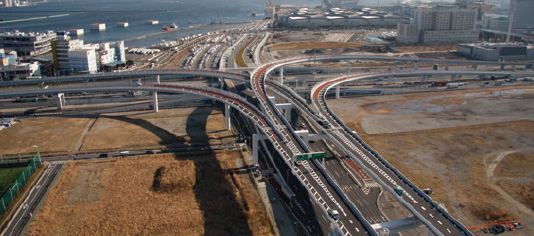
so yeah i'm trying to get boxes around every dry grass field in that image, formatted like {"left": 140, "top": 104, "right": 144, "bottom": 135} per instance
{"left": 268, "top": 42, "right": 365, "bottom": 51}
{"left": 329, "top": 86, "right": 534, "bottom": 233}
{"left": 0, "top": 107, "right": 231, "bottom": 155}
{"left": 0, "top": 118, "right": 91, "bottom": 154}
{"left": 80, "top": 107, "right": 231, "bottom": 151}
{"left": 28, "top": 152, "right": 273, "bottom": 235}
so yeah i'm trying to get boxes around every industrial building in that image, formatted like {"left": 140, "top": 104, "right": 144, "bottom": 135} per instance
{"left": 0, "top": 31, "right": 56, "bottom": 56}
{"left": 458, "top": 43, "right": 534, "bottom": 61}
{"left": 397, "top": 6, "right": 479, "bottom": 44}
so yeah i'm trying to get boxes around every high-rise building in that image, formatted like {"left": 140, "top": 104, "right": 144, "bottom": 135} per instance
{"left": 52, "top": 32, "right": 84, "bottom": 72}
{"left": 510, "top": 0, "right": 534, "bottom": 30}
{"left": 397, "top": 6, "right": 479, "bottom": 44}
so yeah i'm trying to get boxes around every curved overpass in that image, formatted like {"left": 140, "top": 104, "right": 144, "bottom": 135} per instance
{"left": 309, "top": 70, "right": 534, "bottom": 235}
{"left": 253, "top": 62, "right": 377, "bottom": 235}
{"left": 248, "top": 55, "right": 533, "bottom": 235}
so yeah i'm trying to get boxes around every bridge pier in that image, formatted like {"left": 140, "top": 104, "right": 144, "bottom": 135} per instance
{"left": 224, "top": 104, "right": 231, "bottom": 130}
{"left": 473, "top": 64, "right": 478, "bottom": 70}
{"left": 335, "top": 86, "right": 340, "bottom": 99}
{"left": 219, "top": 77, "right": 224, "bottom": 89}
{"left": 500, "top": 64, "right": 505, "bottom": 71}
{"left": 294, "top": 130, "right": 328, "bottom": 144}
{"left": 346, "top": 60, "right": 351, "bottom": 75}
{"left": 279, "top": 67, "right": 284, "bottom": 84}
{"left": 252, "top": 133, "right": 267, "bottom": 166}
{"left": 445, "top": 63, "right": 449, "bottom": 71}
{"left": 414, "top": 61, "right": 419, "bottom": 70}
{"left": 269, "top": 96, "right": 293, "bottom": 120}
{"left": 153, "top": 75, "right": 160, "bottom": 112}
{"left": 56, "top": 93, "right": 65, "bottom": 110}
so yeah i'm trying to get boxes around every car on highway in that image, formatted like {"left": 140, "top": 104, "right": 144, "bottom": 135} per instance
{"left": 395, "top": 186, "right": 404, "bottom": 196}
{"left": 328, "top": 209, "right": 339, "bottom": 221}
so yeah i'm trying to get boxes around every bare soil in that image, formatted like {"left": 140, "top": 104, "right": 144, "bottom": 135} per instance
{"left": 28, "top": 151, "right": 273, "bottom": 235}
{"left": 328, "top": 86, "right": 534, "bottom": 233}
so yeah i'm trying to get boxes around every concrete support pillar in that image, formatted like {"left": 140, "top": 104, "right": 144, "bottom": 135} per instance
{"left": 219, "top": 78, "right": 224, "bottom": 89}
{"left": 451, "top": 75, "right": 456, "bottom": 81}
{"left": 279, "top": 67, "right": 284, "bottom": 84}
{"left": 473, "top": 64, "right": 478, "bottom": 70}
{"left": 414, "top": 61, "right": 419, "bottom": 70}
{"left": 224, "top": 104, "right": 231, "bottom": 130}
{"left": 294, "top": 130, "right": 310, "bottom": 144}
{"left": 153, "top": 75, "right": 160, "bottom": 113}
{"left": 153, "top": 92, "right": 159, "bottom": 112}
{"left": 57, "top": 93, "right": 65, "bottom": 110}
{"left": 335, "top": 86, "right": 340, "bottom": 99}
{"left": 445, "top": 63, "right": 449, "bottom": 71}
{"left": 346, "top": 60, "right": 351, "bottom": 75}
{"left": 500, "top": 64, "right": 505, "bottom": 71}
{"left": 252, "top": 133, "right": 267, "bottom": 166}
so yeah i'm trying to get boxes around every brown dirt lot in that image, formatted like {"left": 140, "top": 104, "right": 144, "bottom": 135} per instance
{"left": 329, "top": 87, "right": 534, "bottom": 233}
{"left": 0, "top": 118, "right": 91, "bottom": 154}
{"left": 268, "top": 41, "right": 365, "bottom": 51}
{"left": 28, "top": 152, "right": 273, "bottom": 235}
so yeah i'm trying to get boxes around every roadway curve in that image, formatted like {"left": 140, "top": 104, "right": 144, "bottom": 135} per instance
{"left": 253, "top": 63, "right": 376, "bottom": 235}
{"left": 309, "top": 70, "right": 534, "bottom": 235}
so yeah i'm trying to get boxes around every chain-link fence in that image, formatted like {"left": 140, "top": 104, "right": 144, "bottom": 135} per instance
{"left": 0, "top": 154, "right": 41, "bottom": 215}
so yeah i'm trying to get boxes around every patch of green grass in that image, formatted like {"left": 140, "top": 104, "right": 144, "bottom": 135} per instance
{"left": 0, "top": 166, "right": 26, "bottom": 196}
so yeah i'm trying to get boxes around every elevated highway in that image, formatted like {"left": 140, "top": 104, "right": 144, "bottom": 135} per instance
{"left": 248, "top": 55, "right": 534, "bottom": 235}
{"left": 310, "top": 70, "right": 534, "bottom": 235}
{"left": 253, "top": 63, "right": 376, "bottom": 235}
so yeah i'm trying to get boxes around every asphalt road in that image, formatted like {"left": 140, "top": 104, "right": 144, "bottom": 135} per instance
{"left": 2, "top": 163, "right": 62, "bottom": 236}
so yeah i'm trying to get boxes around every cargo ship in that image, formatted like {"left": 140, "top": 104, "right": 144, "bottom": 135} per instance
{"left": 162, "top": 22, "right": 178, "bottom": 31}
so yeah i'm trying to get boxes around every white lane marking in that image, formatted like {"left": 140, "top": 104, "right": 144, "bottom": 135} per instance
{"left": 429, "top": 214, "right": 433, "bottom": 218}
{"left": 355, "top": 227, "right": 360, "bottom": 232}
{"left": 421, "top": 206, "right": 426, "bottom": 211}
{"left": 447, "top": 229, "right": 451, "bottom": 233}
{"left": 349, "top": 220, "right": 353, "bottom": 224}
{"left": 438, "top": 220, "right": 443, "bottom": 225}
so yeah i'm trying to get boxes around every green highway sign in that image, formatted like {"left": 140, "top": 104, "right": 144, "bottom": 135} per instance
{"left": 296, "top": 154, "right": 308, "bottom": 161}
{"left": 294, "top": 152, "right": 327, "bottom": 161}
{"left": 311, "top": 152, "right": 327, "bottom": 160}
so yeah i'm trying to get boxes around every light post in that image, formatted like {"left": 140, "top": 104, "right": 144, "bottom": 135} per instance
{"left": 33, "top": 145, "right": 40, "bottom": 165}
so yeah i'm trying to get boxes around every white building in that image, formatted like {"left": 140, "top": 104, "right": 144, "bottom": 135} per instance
{"left": 68, "top": 49, "right": 98, "bottom": 73}
{"left": 397, "top": 6, "right": 479, "bottom": 44}
{"left": 52, "top": 32, "right": 84, "bottom": 72}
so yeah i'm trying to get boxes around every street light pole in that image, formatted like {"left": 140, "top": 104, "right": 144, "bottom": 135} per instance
{"left": 33, "top": 145, "right": 40, "bottom": 164}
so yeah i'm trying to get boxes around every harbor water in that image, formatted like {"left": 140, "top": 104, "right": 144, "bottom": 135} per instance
{"left": 0, "top": 0, "right": 321, "bottom": 47}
